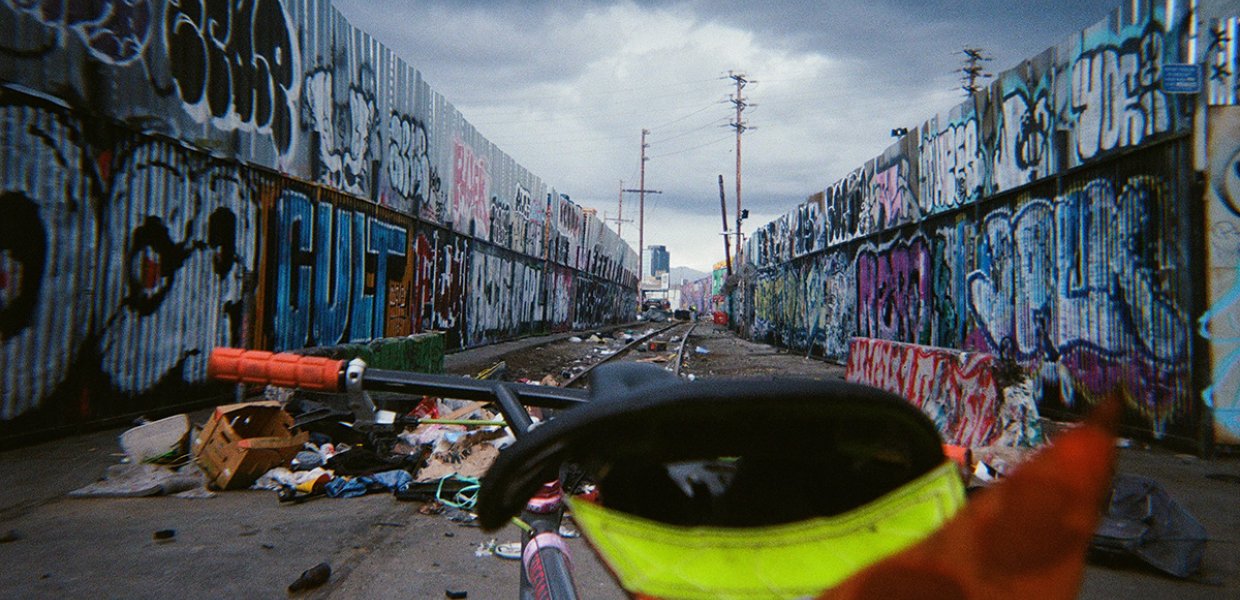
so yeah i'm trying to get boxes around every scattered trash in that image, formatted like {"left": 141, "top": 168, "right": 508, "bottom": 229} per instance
{"left": 475, "top": 539, "right": 498, "bottom": 557}
{"left": 493, "top": 542, "right": 522, "bottom": 560}
{"left": 171, "top": 487, "right": 217, "bottom": 499}
{"left": 287, "top": 562, "right": 331, "bottom": 593}
{"left": 120, "top": 414, "right": 191, "bottom": 465}
{"left": 69, "top": 463, "right": 206, "bottom": 498}
{"left": 324, "top": 469, "right": 413, "bottom": 499}
{"left": 152, "top": 529, "right": 176, "bottom": 543}
{"left": 968, "top": 445, "right": 1034, "bottom": 480}
{"left": 970, "top": 461, "right": 996, "bottom": 486}
{"left": 444, "top": 506, "right": 478, "bottom": 525}
{"left": 291, "top": 450, "right": 326, "bottom": 471}
{"left": 416, "top": 428, "right": 504, "bottom": 482}
{"left": 1091, "top": 474, "right": 1207, "bottom": 578}
{"left": 419, "top": 501, "right": 446, "bottom": 515}
{"left": 1114, "top": 437, "right": 1133, "bottom": 448}
{"left": 193, "top": 401, "right": 308, "bottom": 490}
{"left": 1, "top": 529, "right": 22, "bottom": 543}
{"left": 648, "top": 340, "right": 668, "bottom": 352}
{"left": 568, "top": 336, "right": 583, "bottom": 343}
{"left": 686, "top": 374, "right": 696, "bottom": 381}
{"left": 587, "top": 334, "right": 603, "bottom": 343}
{"left": 694, "top": 346, "right": 710, "bottom": 354}
{"left": 252, "top": 467, "right": 333, "bottom": 491}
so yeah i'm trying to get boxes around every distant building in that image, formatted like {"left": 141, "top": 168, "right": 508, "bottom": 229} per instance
{"left": 647, "top": 245, "right": 669, "bottom": 277}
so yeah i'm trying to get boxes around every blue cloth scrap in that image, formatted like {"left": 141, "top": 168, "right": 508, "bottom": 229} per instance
{"left": 325, "top": 469, "right": 414, "bottom": 498}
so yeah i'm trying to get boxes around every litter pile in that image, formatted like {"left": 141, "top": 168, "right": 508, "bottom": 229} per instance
{"left": 71, "top": 375, "right": 526, "bottom": 513}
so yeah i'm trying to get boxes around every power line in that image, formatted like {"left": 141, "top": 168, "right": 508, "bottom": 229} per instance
{"left": 647, "top": 134, "right": 732, "bottom": 159}
{"left": 649, "top": 117, "right": 730, "bottom": 144}
{"left": 443, "top": 76, "right": 722, "bottom": 106}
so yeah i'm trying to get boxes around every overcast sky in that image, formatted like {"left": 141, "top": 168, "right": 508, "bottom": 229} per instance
{"left": 333, "top": 0, "right": 1121, "bottom": 273}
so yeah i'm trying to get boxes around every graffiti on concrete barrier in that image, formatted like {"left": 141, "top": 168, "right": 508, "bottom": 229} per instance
{"left": 845, "top": 337, "right": 1005, "bottom": 447}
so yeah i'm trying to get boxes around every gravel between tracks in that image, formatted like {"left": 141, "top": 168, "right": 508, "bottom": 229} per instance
{"left": 446, "top": 319, "right": 845, "bottom": 384}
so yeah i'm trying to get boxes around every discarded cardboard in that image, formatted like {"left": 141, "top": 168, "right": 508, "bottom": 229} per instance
{"left": 193, "top": 401, "right": 308, "bottom": 490}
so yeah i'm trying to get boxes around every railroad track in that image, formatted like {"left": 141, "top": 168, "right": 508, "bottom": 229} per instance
{"left": 563, "top": 320, "right": 699, "bottom": 388}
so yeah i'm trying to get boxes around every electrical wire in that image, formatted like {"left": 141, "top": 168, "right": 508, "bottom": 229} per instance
{"left": 647, "top": 134, "right": 732, "bottom": 159}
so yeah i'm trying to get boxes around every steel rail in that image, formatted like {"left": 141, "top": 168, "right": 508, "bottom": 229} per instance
{"left": 562, "top": 321, "right": 687, "bottom": 388}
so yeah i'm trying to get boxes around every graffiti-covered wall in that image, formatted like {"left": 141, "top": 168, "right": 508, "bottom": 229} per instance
{"left": 742, "top": 1, "right": 1239, "bottom": 448}
{"left": 0, "top": 1, "right": 636, "bottom": 442}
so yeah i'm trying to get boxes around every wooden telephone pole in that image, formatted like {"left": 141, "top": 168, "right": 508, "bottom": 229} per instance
{"left": 624, "top": 129, "right": 661, "bottom": 279}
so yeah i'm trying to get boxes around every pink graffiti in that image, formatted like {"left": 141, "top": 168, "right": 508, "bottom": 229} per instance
{"left": 872, "top": 164, "right": 906, "bottom": 227}
{"left": 452, "top": 141, "right": 490, "bottom": 235}
{"left": 856, "top": 236, "right": 932, "bottom": 343}
{"left": 845, "top": 337, "right": 1002, "bottom": 447}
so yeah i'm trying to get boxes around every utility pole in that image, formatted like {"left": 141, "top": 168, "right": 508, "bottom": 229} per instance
{"left": 957, "top": 47, "right": 993, "bottom": 97}
{"left": 606, "top": 180, "right": 633, "bottom": 237}
{"left": 623, "top": 129, "right": 661, "bottom": 280}
{"left": 718, "top": 174, "right": 732, "bottom": 276}
{"left": 728, "top": 71, "right": 754, "bottom": 258}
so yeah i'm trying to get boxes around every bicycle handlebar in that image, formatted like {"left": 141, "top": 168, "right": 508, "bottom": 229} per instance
{"left": 207, "top": 348, "right": 346, "bottom": 392}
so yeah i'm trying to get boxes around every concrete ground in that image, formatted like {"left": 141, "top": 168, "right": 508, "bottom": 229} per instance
{"left": 0, "top": 323, "right": 1237, "bottom": 598}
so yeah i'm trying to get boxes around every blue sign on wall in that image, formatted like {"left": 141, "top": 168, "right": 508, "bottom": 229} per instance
{"left": 1162, "top": 64, "right": 1202, "bottom": 94}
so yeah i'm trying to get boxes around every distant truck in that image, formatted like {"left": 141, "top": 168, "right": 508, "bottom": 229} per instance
{"left": 640, "top": 298, "right": 671, "bottom": 322}
{"left": 642, "top": 298, "right": 671, "bottom": 312}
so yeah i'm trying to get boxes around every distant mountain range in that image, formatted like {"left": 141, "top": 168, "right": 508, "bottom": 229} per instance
{"left": 668, "top": 266, "right": 709, "bottom": 285}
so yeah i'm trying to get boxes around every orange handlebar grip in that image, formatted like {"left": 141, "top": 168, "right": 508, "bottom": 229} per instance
{"left": 207, "top": 348, "right": 345, "bottom": 392}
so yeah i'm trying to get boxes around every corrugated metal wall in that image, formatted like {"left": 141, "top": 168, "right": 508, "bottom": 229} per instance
{"left": 737, "top": 1, "right": 1240, "bottom": 448}
{"left": 0, "top": 1, "right": 636, "bottom": 444}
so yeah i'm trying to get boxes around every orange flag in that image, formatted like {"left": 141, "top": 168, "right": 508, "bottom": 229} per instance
{"left": 820, "top": 395, "right": 1121, "bottom": 600}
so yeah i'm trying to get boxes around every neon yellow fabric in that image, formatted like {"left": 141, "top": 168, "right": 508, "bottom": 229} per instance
{"left": 567, "top": 460, "right": 965, "bottom": 600}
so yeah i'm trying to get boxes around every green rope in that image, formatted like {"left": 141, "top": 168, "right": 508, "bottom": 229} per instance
{"left": 435, "top": 474, "right": 482, "bottom": 509}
